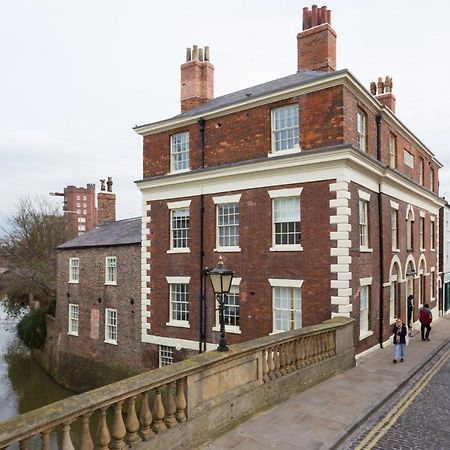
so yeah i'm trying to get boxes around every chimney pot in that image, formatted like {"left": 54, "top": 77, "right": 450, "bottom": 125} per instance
{"left": 311, "top": 5, "right": 318, "bottom": 27}
{"left": 186, "top": 48, "right": 192, "bottom": 62}
{"left": 100, "top": 179, "right": 106, "bottom": 191}
{"left": 192, "top": 45, "right": 199, "bottom": 60}
{"left": 204, "top": 46, "right": 210, "bottom": 61}
{"left": 107, "top": 176, "right": 113, "bottom": 193}
{"left": 297, "top": 5, "right": 336, "bottom": 72}
{"left": 199, "top": 48, "right": 204, "bottom": 62}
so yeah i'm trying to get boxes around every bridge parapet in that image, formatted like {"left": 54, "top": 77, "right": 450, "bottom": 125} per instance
{"left": 0, "top": 317, "right": 354, "bottom": 450}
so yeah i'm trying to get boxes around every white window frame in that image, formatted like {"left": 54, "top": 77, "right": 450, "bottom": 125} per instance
{"left": 166, "top": 276, "right": 191, "bottom": 328}
{"left": 419, "top": 157, "right": 424, "bottom": 186}
{"left": 389, "top": 133, "right": 397, "bottom": 168}
{"left": 358, "top": 196, "right": 370, "bottom": 251}
{"left": 159, "top": 345, "right": 174, "bottom": 367}
{"left": 359, "top": 277, "right": 372, "bottom": 339}
{"left": 69, "top": 258, "right": 79, "bottom": 283}
{"left": 269, "top": 278, "right": 303, "bottom": 334}
{"left": 270, "top": 104, "right": 300, "bottom": 156}
{"left": 430, "top": 217, "right": 435, "bottom": 251}
{"left": 431, "top": 268, "right": 436, "bottom": 301}
{"left": 68, "top": 304, "right": 79, "bottom": 336}
{"left": 212, "top": 278, "right": 241, "bottom": 334}
{"left": 104, "top": 308, "right": 118, "bottom": 345}
{"left": 419, "top": 215, "right": 425, "bottom": 251}
{"left": 167, "top": 200, "right": 191, "bottom": 254}
{"left": 404, "top": 149, "right": 414, "bottom": 168}
{"left": 406, "top": 206, "right": 415, "bottom": 251}
{"left": 269, "top": 188, "right": 303, "bottom": 252}
{"left": 391, "top": 207, "right": 399, "bottom": 251}
{"left": 389, "top": 276, "right": 398, "bottom": 324}
{"left": 213, "top": 194, "right": 241, "bottom": 252}
{"left": 105, "top": 256, "right": 117, "bottom": 285}
{"left": 170, "top": 131, "right": 189, "bottom": 173}
{"left": 356, "top": 110, "right": 366, "bottom": 152}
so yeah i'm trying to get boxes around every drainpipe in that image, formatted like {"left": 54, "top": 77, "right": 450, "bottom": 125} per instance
{"left": 376, "top": 114, "right": 384, "bottom": 348}
{"left": 198, "top": 118, "right": 207, "bottom": 353}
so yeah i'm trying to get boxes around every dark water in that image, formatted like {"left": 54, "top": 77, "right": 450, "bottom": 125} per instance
{"left": 0, "top": 305, "right": 74, "bottom": 422}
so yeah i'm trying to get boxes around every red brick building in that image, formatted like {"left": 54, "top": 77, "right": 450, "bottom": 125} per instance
{"left": 134, "top": 5, "right": 443, "bottom": 359}
{"left": 52, "top": 177, "right": 116, "bottom": 239}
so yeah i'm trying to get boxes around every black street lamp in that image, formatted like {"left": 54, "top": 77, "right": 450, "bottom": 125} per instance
{"left": 206, "top": 257, "right": 234, "bottom": 352}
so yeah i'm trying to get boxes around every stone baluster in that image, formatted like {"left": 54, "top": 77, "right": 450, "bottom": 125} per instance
{"left": 111, "top": 400, "right": 127, "bottom": 449}
{"left": 152, "top": 387, "right": 166, "bottom": 433}
{"left": 138, "top": 391, "right": 154, "bottom": 440}
{"left": 164, "top": 382, "right": 177, "bottom": 428}
{"left": 125, "top": 396, "right": 142, "bottom": 446}
{"left": 175, "top": 378, "right": 187, "bottom": 423}
{"left": 40, "top": 429, "right": 52, "bottom": 450}
{"left": 279, "top": 343, "right": 287, "bottom": 375}
{"left": 61, "top": 421, "right": 75, "bottom": 450}
{"left": 96, "top": 407, "right": 111, "bottom": 450}
{"left": 306, "top": 336, "right": 313, "bottom": 364}
{"left": 289, "top": 341, "right": 296, "bottom": 372}
{"left": 317, "top": 334, "right": 324, "bottom": 360}
{"left": 80, "top": 413, "right": 94, "bottom": 450}
{"left": 328, "top": 331, "right": 336, "bottom": 356}
{"left": 262, "top": 348, "right": 270, "bottom": 383}
{"left": 267, "top": 347, "right": 275, "bottom": 380}
{"left": 19, "top": 437, "right": 30, "bottom": 450}
{"left": 273, "top": 346, "right": 281, "bottom": 378}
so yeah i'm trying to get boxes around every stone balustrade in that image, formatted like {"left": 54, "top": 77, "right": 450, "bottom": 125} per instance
{"left": 0, "top": 317, "right": 354, "bottom": 450}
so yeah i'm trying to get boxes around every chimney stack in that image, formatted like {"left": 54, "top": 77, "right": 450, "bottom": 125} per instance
{"left": 370, "top": 76, "right": 396, "bottom": 113}
{"left": 180, "top": 45, "right": 214, "bottom": 112}
{"left": 297, "top": 5, "right": 336, "bottom": 72}
{"left": 97, "top": 177, "right": 116, "bottom": 225}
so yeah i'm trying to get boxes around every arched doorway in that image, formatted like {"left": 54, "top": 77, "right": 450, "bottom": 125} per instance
{"left": 389, "top": 256, "right": 403, "bottom": 324}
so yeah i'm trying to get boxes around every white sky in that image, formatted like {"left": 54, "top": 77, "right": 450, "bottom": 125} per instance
{"left": 1, "top": 0, "right": 449, "bottom": 233}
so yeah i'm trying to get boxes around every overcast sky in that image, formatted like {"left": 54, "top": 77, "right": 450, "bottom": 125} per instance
{"left": 1, "top": 0, "right": 449, "bottom": 234}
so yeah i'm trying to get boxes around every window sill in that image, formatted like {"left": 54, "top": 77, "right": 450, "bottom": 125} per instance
{"left": 420, "top": 247, "right": 426, "bottom": 252}
{"left": 104, "top": 282, "right": 117, "bottom": 286}
{"left": 68, "top": 331, "right": 78, "bottom": 337}
{"left": 391, "top": 248, "right": 400, "bottom": 253}
{"left": 268, "top": 147, "right": 301, "bottom": 158}
{"left": 212, "top": 325, "right": 241, "bottom": 334}
{"left": 104, "top": 339, "right": 118, "bottom": 346}
{"left": 167, "top": 248, "right": 191, "bottom": 254}
{"left": 166, "top": 321, "right": 190, "bottom": 329}
{"left": 270, "top": 244, "right": 303, "bottom": 252}
{"left": 359, "top": 330, "right": 373, "bottom": 341}
{"left": 214, "top": 246, "right": 241, "bottom": 253}
{"left": 169, "top": 168, "right": 190, "bottom": 175}
{"left": 359, "top": 247, "right": 373, "bottom": 253}
{"left": 430, "top": 249, "right": 436, "bottom": 252}
{"left": 68, "top": 280, "right": 79, "bottom": 284}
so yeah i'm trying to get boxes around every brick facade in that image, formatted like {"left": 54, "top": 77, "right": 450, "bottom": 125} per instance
{"left": 136, "top": 6, "right": 443, "bottom": 357}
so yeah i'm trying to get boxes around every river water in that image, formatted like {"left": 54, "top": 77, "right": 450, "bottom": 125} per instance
{"left": 0, "top": 304, "right": 73, "bottom": 422}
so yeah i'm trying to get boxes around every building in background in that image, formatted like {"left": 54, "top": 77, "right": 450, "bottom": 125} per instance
{"left": 49, "top": 216, "right": 145, "bottom": 391}
{"left": 51, "top": 177, "right": 116, "bottom": 239}
{"left": 134, "top": 4, "right": 444, "bottom": 360}
{"left": 440, "top": 201, "right": 450, "bottom": 313}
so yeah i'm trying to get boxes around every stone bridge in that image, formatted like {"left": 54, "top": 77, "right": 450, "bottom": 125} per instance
{"left": 0, "top": 317, "right": 354, "bottom": 450}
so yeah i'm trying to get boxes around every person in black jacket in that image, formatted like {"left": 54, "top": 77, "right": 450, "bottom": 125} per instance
{"left": 392, "top": 318, "right": 407, "bottom": 363}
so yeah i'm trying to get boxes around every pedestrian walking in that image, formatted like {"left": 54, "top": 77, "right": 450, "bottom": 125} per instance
{"left": 407, "top": 294, "right": 414, "bottom": 333}
{"left": 419, "top": 303, "right": 432, "bottom": 341}
{"left": 392, "top": 318, "right": 407, "bottom": 363}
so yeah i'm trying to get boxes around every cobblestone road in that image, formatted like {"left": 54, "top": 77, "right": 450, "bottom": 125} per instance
{"left": 337, "top": 342, "right": 450, "bottom": 450}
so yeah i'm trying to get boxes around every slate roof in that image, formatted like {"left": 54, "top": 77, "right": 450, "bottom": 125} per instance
{"left": 57, "top": 217, "right": 141, "bottom": 249}
{"left": 135, "top": 70, "right": 346, "bottom": 129}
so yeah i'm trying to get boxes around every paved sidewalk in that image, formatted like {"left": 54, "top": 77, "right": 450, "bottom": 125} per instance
{"left": 202, "top": 315, "right": 450, "bottom": 450}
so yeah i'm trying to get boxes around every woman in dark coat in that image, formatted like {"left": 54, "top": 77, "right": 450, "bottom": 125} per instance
{"left": 392, "top": 318, "right": 407, "bottom": 363}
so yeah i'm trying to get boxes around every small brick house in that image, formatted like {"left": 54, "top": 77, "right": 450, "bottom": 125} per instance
{"left": 51, "top": 217, "right": 147, "bottom": 390}
{"left": 134, "top": 4, "right": 444, "bottom": 360}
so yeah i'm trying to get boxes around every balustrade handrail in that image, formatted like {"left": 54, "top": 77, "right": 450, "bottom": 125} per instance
{"left": 0, "top": 317, "right": 352, "bottom": 447}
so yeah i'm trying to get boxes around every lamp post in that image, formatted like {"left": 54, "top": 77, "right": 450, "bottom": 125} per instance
{"left": 206, "top": 257, "right": 234, "bottom": 352}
